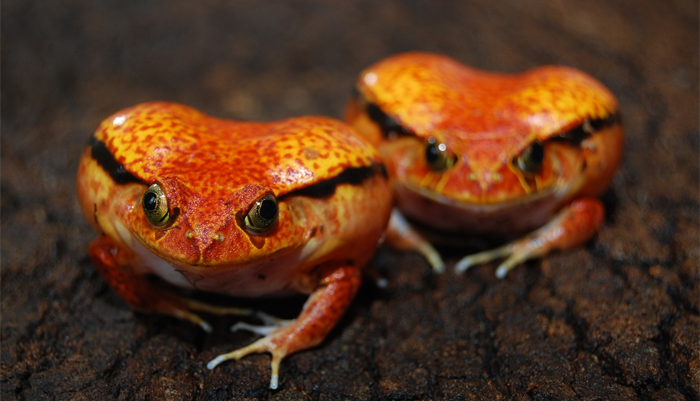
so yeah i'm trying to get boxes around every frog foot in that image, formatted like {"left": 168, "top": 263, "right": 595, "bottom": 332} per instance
{"left": 207, "top": 330, "right": 287, "bottom": 389}
{"left": 385, "top": 209, "right": 446, "bottom": 273}
{"left": 207, "top": 264, "right": 362, "bottom": 390}
{"left": 454, "top": 198, "right": 605, "bottom": 278}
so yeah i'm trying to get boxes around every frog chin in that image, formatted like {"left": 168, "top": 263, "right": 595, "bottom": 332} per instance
{"left": 126, "top": 235, "right": 312, "bottom": 297}
{"left": 116, "top": 222, "right": 315, "bottom": 297}
{"left": 397, "top": 177, "right": 581, "bottom": 236}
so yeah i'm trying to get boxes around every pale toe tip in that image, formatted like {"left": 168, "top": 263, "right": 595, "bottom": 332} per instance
{"left": 269, "top": 374, "right": 279, "bottom": 390}
{"left": 200, "top": 321, "right": 213, "bottom": 333}
{"left": 206, "top": 356, "right": 224, "bottom": 370}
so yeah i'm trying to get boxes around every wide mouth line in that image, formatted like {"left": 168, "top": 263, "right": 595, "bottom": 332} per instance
{"left": 402, "top": 179, "right": 569, "bottom": 212}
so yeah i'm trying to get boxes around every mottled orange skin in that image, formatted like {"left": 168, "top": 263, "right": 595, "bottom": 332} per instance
{"left": 345, "top": 52, "right": 623, "bottom": 275}
{"left": 76, "top": 102, "right": 392, "bottom": 388}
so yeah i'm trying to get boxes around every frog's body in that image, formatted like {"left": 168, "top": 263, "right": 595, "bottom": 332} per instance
{"left": 345, "top": 52, "right": 623, "bottom": 277}
{"left": 77, "top": 102, "right": 392, "bottom": 389}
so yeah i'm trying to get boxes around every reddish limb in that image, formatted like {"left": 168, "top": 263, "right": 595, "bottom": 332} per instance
{"left": 455, "top": 198, "right": 605, "bottom": 278}
{"left": 385, "top": 209, "right": 446, "bottom": 272}
{"left": 207, "top": 264, "right": 362, "bottom": 389}
{"left": 89, "top": 235, "right": 252, "bottom": 332}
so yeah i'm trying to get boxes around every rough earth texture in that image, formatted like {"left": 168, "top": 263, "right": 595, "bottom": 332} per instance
{"left": 2, "top": 1, "right": 698, "bottom": 400}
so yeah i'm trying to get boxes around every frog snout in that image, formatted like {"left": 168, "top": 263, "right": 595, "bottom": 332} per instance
{"left": 466, "top": 170, "right": 504, "bottom": 188}
{"left": 176, "top": 214, "right": 241, "bottom": 259}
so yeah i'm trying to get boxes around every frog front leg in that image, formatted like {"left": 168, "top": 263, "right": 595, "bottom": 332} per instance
{"left": 207, "top": 263, "right": 362, "bottom": 390}
{"left": 455, "top": 198, "right": 605, "bottom": 278}
{"left": 89, "top": 235, "right": 253, "bottom": 332}
{"left": 385, "top": 209, "right": 446, "bottom": 273}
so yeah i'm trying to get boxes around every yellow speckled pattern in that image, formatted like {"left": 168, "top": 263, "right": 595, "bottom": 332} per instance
{"left": 95, "top": 102, "right": 380, "bottom": 196}
{"left": 78, "top": 101, "right": 391, "bottom": 269}
{"left": 348, "top": 52, "right": 622, "bottom": 208}
{"left": 355, "top": 53, "right": 617, "bottom": 164}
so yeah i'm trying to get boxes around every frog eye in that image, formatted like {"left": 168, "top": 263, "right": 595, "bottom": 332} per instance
{"left": 425, "top": 137, "right": 456, "bottom": 171}
{"left": 142, "top": 183, "right": 170, "bottom": 226}
{"left": 244, "top": 194, "right": 279, "bottom": 234}
{"left": 515, "top": 141, "right": 545, "bottom": 173}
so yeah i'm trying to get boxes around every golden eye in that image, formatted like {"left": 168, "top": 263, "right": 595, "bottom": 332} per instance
{"left": 515, "top": 141, "right": 545, "bottom": 173}
{"left": 244, "top": 194, "right": 278, "bottom": 234}
{"left": 425, "top": 137, "right": 456, "bottom": 171}
{"left": 142, "top": 183, "right": 170, "bottom": 226}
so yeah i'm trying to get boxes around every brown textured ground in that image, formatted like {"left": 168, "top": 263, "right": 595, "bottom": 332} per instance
{"left": 2, "top": 1, "right": 698, "bottom": 400}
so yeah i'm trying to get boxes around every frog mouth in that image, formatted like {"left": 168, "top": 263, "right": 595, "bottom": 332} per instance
{"left": 402, "top": 176, "right": 578, "bottom": 213}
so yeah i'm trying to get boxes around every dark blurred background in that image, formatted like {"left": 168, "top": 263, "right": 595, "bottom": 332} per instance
{"left": 2, "top": 1, "right": 698, "bottom": 400}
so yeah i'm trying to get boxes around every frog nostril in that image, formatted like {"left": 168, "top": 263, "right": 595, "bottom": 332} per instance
{"left": 467, "top": 171, "right": 503, "bottom": 184}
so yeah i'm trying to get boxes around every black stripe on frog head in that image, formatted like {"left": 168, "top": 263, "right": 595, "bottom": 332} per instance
{"left": 554, "top": 113, "right": 620, "bottom": 144}
{"left": 352, "top": 88, "right": 412, "bottom": 139}
{"left": 281, "top": 162, "right": 387, "bottom": 200}
{"left": 89, "top": 136, "right": 145, "bottom": 185}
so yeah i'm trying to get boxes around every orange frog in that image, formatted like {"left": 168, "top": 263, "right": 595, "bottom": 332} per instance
{"left": 76, "top": 102, "right": 392, "bottom": 389}
{"left": 345, "top": 52, "right": 623, "bottom": 278}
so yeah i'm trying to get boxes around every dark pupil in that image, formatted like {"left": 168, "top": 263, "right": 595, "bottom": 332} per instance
{"left": 529, "top": 142, "right": 544, "bottom": 164}
{"left": 426, "top": 143, "right": 440, "bottom": 164}
{"left": 259, "top": 199, "right": 277, "bottom": 220}
{"left": 143, "top": 192, "right": 158, "bottom": 210}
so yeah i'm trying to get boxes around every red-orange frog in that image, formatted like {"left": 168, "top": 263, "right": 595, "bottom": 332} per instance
{"left": 345, "top": 52, "right": 624, "bottom": 278}
{"left": 76, "top": 102, "right": 392, "bottom": 389}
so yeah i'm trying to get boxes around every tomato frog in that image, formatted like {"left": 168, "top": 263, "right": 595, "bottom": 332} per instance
{"left": 76, "top": 102, "right": 392, "bottom": 389}
{"left": 345, "top": 52, "right": 623, "bottom": 278}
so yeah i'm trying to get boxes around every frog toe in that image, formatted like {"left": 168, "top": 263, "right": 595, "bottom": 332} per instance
{"left": 230, "top": 310, "right": 293, "bottom": 335}
{"left": 231, "top": 322, "right": 280, "bottom": 336}
{"left": 495, "top": 254, "right": 528, "bottom": 279}
{"left": 171, "top": 308, "right": 214, "bottom": 332}
{"left": 207, "top": 336, "right": 286, "bottom": 389}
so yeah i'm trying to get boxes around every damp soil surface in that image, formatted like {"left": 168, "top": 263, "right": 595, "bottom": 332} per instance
{"left": 2, "top": 1, "right": 698, "bottom": 400}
